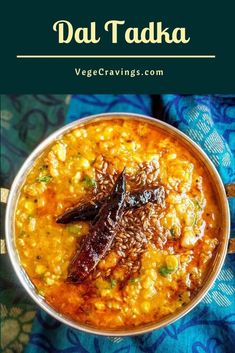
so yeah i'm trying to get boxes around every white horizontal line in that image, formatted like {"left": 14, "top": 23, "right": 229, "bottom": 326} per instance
{"left": 16, "top": 55, "right": 216, "bottom": 59}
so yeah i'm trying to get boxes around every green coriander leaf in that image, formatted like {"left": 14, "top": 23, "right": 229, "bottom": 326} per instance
{"left": 110, "top": 278, "right": 117, "bottom": 288}
{"left": 193, "top": 199, "right": 202, "bottom": 210}
{"left": 66, "top": 224, "right": 83, "bottom": 235}
{"left": 36, "top": 175, "right": 52, "bottom": 183}
{"left": 84, "top": 175, "right": 97, "bottom": 188}
{"left": 159, "top": 266, "right": 174, "bottom": 277}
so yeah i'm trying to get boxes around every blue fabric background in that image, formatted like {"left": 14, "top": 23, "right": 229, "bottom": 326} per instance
{"left": 25, "top": 94, "right": 235, "bottom": 353}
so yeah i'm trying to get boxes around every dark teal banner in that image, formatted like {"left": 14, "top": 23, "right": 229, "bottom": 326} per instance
{"left": 1, "top": 0, "right": 234, "bottom": 93}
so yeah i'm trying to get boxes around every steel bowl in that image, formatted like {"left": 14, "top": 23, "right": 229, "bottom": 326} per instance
{"left": 2, "top": 112, "right": 235, "bottom": 336}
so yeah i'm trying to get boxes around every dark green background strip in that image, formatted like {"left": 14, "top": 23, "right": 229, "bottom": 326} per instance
{"left": 0, "top": 0, "right": 234, "bottom": 93}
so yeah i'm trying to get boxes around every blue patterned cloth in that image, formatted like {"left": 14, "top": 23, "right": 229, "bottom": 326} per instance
{"left": 25, "top": 94, "right": 235, "bottom": 353}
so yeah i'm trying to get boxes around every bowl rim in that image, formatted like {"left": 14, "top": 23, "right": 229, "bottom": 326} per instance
{"left": 5, "top": 112, "right": 230, "bottom": 336}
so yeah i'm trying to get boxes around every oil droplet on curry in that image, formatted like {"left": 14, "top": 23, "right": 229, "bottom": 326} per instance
{"left": 15, "top": 119, "right": 220, "bottom": 329}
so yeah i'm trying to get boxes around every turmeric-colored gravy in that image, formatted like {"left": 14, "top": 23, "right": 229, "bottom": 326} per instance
{"left": 15, "top": 119, "right": 220, "bottom": 328}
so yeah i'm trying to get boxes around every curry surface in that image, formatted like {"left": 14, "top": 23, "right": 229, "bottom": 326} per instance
{"left": 15, "top": 119, "right": 219, "bottom": 328}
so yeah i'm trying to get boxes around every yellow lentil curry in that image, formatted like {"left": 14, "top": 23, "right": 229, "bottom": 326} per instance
{"left": 15, "top": 118, "right": 219, "bottom": 329}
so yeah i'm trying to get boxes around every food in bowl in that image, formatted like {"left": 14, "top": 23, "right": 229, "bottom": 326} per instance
{"left": 15, "top": 118, "right": 220, "bottom": 329}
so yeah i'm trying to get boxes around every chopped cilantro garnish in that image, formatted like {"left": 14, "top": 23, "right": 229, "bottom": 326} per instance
{"left": 36, "top": 175, "right": 52, "bottom": 183}
{"left": 66, "top": 224, "right": 83, "bottom": 235}
{"left": 84, "top": 175, "right": 97, "bottom": 188}
{"left": 193, "top": 199, "right": 202, "bottom": 210}
{"left": 159, "top": 266, "right": 174, "bottom": 277}
{"left": 110, "top": 278, "right": 117, "bottom": 288}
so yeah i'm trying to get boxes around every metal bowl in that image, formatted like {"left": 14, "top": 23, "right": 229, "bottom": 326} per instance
{"left": 3, "top": 112, "right": 235, "bottom": 336}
